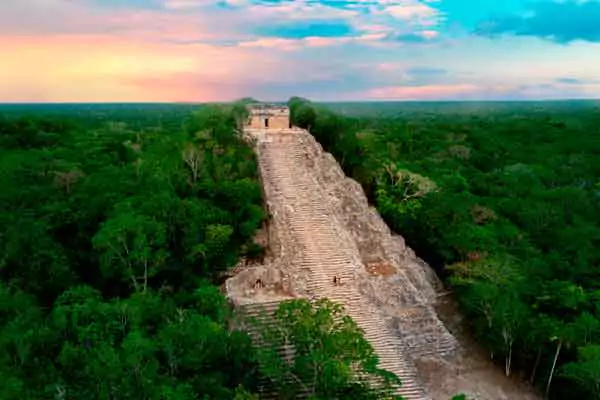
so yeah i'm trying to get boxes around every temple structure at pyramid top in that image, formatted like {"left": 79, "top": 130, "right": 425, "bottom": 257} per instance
{"left": 245, "top": 103, "right": 291, "bottom": 130}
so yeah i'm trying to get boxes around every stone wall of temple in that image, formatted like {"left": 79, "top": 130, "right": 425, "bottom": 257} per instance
{"left": 246, "top": 104, "right": 291, "bottom": 130}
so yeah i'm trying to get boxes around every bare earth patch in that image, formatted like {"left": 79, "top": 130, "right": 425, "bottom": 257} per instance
{"left": 364, "top": 259, "right": 397, "bottom": 277}
{"left": 420, "top": 295, "right": 542, "bottom": 400}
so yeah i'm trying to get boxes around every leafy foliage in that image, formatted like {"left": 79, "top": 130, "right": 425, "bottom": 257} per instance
{"left": 0, "top": 103, "right": 409, "bottom": 399}
{"left": 0, "top": 104, "right": 266, "bottom": 398}
{"left": 291, "top": 98, "right": 600, "bottom": 399}
{"left": 251, "top": 299, "right": 402, "bottom": 399}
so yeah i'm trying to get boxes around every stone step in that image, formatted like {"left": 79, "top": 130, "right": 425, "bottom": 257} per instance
{"left": 299, "top": 257, "right": 351, "bottom": 265}
{"left": 302, "top": 274, "right": 355, "bottom": 283}
{"left": 305, "top": 261, "right": 354, "bottom": 272}
{"left": 246, "top": 129, "right": 432, "bottom": 400}
{"left": 306, "top": 291, "right": 361, "bottom": 301}
{"left": 288, "top": 213, "right": 329, "bottom": 219}
{"left": 290, "top": 223, "right": 337, "bottom": 229}
{"left": 305, "top": 283, "right": 356, "bottom": 292}
{"left": 238, "top": 299, "right": 284, "bottom": 313}
{"left": 298, "top": 236, "right": 344, "bottom": 244}
{"left": 401, "top": 335, "right": 458, "bottom": 358}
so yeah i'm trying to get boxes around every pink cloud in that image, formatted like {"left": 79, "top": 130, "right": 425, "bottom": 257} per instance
{"left": 361, "top": 80, "right": 600, "bottom": 101}
{"left": 237, "top": 34, "right": 386, "bottom": 51}
{"left": 377, "top": 62, "right": 406, "bottom": 72}
{"left": 421, "top": 30, "right": 439, "bottom": 39}
{"left": 386, "top": 3, "right": 437, "bottom": 20}
{"left": 1, "top": 27, "right": 363, "bottom": 102}
{"left": 0, "top": 0, "right": 440, "bottom": 57}
{"left": 353, "top": 23, "right": 394, "bottom": 34}
{"left": 238, "top": 37, "right": 302, "bottom": 51}
{"left": 365, "top": 84, "right": 482, "bottom": 100}
{"left": 0, "top": 0, "right": 245, "bottom": 43}
{"left": 370, "top": 0, "right": 443, "bottom": 28}
{"left": 304, "top": 36, "right": 352, "bottom": 47}
{"left": 0, "top": 34, "right": 291, "bottom": 102}
{"left": 162, "top": 0, "right": 214, "bottom": 10}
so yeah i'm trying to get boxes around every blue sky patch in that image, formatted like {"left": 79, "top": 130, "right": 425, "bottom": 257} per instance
{"left": 407, "top": 67, "right": 448, "bottom": 76}
{"left": 255, "top": 22, "right": 355, "bottom": 39}
{"left": 556, "top": 77, "right": 582, "bottom": 85}
{"left": 387, "top": 33, "right": 429, "bottom": 43}
{"left": 474, "top": 0, "right": 600, "bottom": 43}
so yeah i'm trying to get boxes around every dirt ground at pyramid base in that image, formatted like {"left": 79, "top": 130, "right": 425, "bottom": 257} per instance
{"left": 418, "top": 294, "right": 541, "bottom": 400}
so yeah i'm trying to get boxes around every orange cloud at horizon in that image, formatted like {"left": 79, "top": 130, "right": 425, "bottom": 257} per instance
{"left": 3, "top": 34, "right": 597, "bottom": 103}
{"left": 0, "top": 34, "right": 282, "bottom": 102}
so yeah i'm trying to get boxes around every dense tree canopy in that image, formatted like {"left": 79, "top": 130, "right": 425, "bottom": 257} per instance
{"left": 0, "top": 102, "right": 415, "bottom": 399}
{"left": 290, "top": 98, "right": 600, "bottom": 400}
{"left": 0, "top": 103, "right": 265, "bottom": 399}
{"left": 250, "top": 299, "right": 402, "bottom": 400}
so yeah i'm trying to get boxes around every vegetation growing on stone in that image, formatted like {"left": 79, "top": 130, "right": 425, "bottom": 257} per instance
{"left": 250, "top": 299, "right": 402, "bottom": 399}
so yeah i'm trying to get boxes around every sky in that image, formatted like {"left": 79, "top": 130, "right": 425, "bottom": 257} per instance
{"left": 1, "top": 0, "right": 599, "bottom": 102}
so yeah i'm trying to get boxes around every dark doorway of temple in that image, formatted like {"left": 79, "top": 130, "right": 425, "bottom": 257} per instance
{"left": 265, "top": 118, "right": 269, "bottom": 128}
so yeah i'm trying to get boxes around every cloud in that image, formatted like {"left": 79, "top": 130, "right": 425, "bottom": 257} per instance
{"left": 244, "top": 0, "right": 359, "bottom": 22}
{"left": 383, "top": 1, "right": 441, "bottom": 25}
{"left": 361, "top": 80, "right": 600, "bottom": 101}
{"left": 240, "top": 0, "right": 445, "bottom": 43}
{"left": 1, "top": 0, "right": 599, "bottom": 101}
{"left": 0, "top": 0, "right": 447, "bottom": 49}
{"left": 0, "top": 30, "right": 389, "bottom": 102}
{"left": 0, "top": 34, "right": 293, "bottom": 102}
{"left": 474, "top": 0, "right": 600, "bottom": 43}
{"left": 373, "top": 0, "right": 445, "bottom": 33}
{"left": 236, "top": 33, "right": 390, "bottom": 51}
{"left": 91, "top": 0, "right": 164, "bottom": 9}
{"left": 366, "top": 84, "right": 481, "bottom": 100}
{"left": 0, "top": 1, "right": 235, "bottom": 43}
{"left": 162, "top": 0, "right": 216, "bottom": 9}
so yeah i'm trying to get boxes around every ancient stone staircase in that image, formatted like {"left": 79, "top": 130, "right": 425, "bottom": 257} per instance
{"left": 394, "top": 306, "right": 457, "bottom": 359}
{"left": 243, "top": 129, "right": 431, "bottom": 400}
{"left": 237, "top": 301, "right": 308, "bottom": 398}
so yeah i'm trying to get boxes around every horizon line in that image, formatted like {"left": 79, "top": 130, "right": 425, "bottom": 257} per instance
{"left": 1, "top": 98, "right": 599, "bottom": 105}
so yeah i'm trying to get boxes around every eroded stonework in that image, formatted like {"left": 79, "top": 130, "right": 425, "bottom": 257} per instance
{"left": 294, "top": 132, "right": 457, "bottom": 357}
{"left": 226, "top": 128, "right": 458, "bottom": 399}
